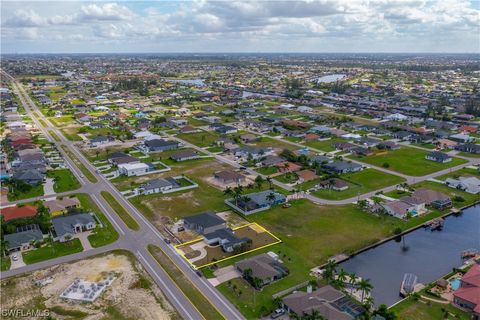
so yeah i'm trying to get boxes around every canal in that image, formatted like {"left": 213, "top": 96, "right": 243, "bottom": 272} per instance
{"left": 340, "top": 205, "right": 480, "bottom": 307}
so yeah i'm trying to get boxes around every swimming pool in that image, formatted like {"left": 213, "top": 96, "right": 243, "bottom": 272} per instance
{"left": 449, "top": 278, "right": 461, "bottom": 291}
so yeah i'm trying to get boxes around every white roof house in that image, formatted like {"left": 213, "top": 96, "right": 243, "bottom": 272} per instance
{"left": 117, "top": 162, "right": 149, "bottom": 177}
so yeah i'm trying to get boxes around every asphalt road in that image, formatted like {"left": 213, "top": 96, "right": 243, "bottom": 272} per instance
{"left": 1, "top": 72, "right": 245, "bottom": 320}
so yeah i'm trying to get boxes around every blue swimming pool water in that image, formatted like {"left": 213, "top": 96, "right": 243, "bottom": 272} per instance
{"left": 450, "top": 279, "right": 461, "bottom": 291}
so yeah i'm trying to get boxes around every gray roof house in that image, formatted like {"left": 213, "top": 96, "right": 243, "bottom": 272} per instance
{"left": 282, "top": 285, "right": 361, "bottom": 320}
{"left": 170, "top": 149, "right": 200, "bottom": 162}
{"left": 138, "top": 177, "right": 180, "bottom": 195}
{"left": 183, "top": 212, "right": 226, "bottom": 235}
{"left": 4, "top": 224, "right": 44, "bottom": 252}
{"left": 203, "top": 228, "right": 250, "bottom": 253}
{"left": 425, "top": 151, "right": 452, "bottom": 163}
{"left": 323, "top": 161, "right": 363, "bottom": 174}
{"left": 235, "top": 253, "right": 289, "bottom": 287}
{"left": 52, "top": 213, "right": 97, "bottom": 242}
{"left": 12, "top": 169, "right": 45, "bottom": 185}
{"left": 445, "top": 176, "right": 480, "bottom": 194}
{"left": 143, "top": 139, "right": 179, "bottom": 153}
{"left": 227, "top": 190, "right": 287, "bottom": 215}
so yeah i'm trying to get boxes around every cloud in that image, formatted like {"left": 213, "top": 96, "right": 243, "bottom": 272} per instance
{"left": 79, "top": 3, "right": 135, "bottom": 21}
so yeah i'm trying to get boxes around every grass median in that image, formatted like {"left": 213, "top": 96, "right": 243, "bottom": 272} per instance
{"left": 147, "top": 245, "right": 224, "bottom": 320}
{"left": 61, "top": 145, "right": 98, "bottom": 183}
{"left": 49, "top": 130, "right": 60, "bottom": 141}
{"left": 100, "top": 191, "right": 140, "bottom": 231}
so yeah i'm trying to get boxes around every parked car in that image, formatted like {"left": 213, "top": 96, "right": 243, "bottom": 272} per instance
{"left": 12, "top": 254, "right": 18, "bottom": 261}
{"left": 271, "top": 308, "right": 285, "bottom": 319}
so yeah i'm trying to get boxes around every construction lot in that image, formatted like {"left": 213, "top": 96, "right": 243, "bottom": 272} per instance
{"left": 1, "top": 251, "right": 180, "bottom": 320}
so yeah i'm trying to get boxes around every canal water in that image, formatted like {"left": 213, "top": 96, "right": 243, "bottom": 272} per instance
{"left": 168, "top": 79, "right": 205, "bottom": 86}
{"left": 340, "top": 205, "right": 480, "bottom": 307}
{"left": 316, "top": 74, "right": 346, "bottom": 83}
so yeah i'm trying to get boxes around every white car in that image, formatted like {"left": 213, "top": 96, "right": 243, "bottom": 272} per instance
{"left": 12, "top": 254, "right": 18, "bottom": 261}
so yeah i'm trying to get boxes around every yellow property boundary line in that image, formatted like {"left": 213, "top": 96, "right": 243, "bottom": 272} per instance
{"left": 146, "top": 246, "right": 224, "bottom": 320}
{"left": 174, "top": 222, "right": 282, "bottom": 270}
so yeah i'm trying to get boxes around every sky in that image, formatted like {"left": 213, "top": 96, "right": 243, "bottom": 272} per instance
{"left": 1, "top": 0, "right": 479, "bottom": 54}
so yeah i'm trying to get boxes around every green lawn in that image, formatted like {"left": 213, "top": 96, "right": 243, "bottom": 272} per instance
{"left": 7, "top": 184, "right": 44, "bottom": 201}
{"left": 436, "top": 167, "right": 480, "bottom": 180}
{"left": 22, "top": 239, "right": 83, "bottom": 265}
{"left": 46, "top": 169, "right": 81, "bottom": 193}
{"left": 49, "top": 130, "right": 60, "bottom": 141}
{"left": 255, "top": 166, "right": 279, "bottom": 175}
{"left": 390, "top": 295, "right": 471, "bottom": 320}
{"left": 304, "top": 169, "right": 405, "bottom": 200}
{"left": 148, "top": 245, "right": 224, "bottom": 320}
{"left": 60, "top": 128, "right": 82, "bottom": 141}
{"left": 75, "top": 193, "right": 119, "bottom": 248}
{"left": 350, "top": 147, "right": 468, "bottom": 176}
{"left": 1, "top": 256, "right": 11, "bottom": 271}
{"left": 304, "top": 137, "right": 348, "bottom": 152}
{"left": 100, "top": 191, "right": 140, "bottom": 231}
{"left": 177, "top": 131, "right": 220, "bottom": 147}
{"left": 215, "top": 200, "right": 402, "bottom": 318}
{"left": 410, "top": 181, "right": 479, "bottom": 209}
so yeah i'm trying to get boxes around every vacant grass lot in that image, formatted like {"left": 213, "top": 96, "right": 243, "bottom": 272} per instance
{"left": 304, "top": 137, "right": 348, "bottom": 152}
{"left": 350, "top": 147, "right": 467, "bottom": 176}
{"left": 46, "top": 169, "right": 81, "bottom": 193}
{"left": 177, "top": 131, "right": 221, "bottom": 147}
{"left": 148, "top": 245, "right": 224, "bottom": 320}
{"left": 75, "top": 193, "right": 119, "bottom": 248}
{"left": 100, "top": 191, "right": 140, "bottom": 231}
{"left": 216, "top": 199, "right": 402, "bottom": 318}
{"left": 22, "top": 239, "right": 83, "bottom": 265}
{"left": 60, "top": 128, "right": 82, "bottom": 141}
{"left": 305, "top": 169, "right": 405, "bottom": 200}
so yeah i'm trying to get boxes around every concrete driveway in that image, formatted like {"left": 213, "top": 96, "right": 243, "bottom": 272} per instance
{"left": 10, "top": 252, "right": 26, "bottom": 269}
{"left": 76, "top": 231, "right": 93, "bottom": 251}
{"left": 44, "top": 178, "right": 55, "bottom": 196}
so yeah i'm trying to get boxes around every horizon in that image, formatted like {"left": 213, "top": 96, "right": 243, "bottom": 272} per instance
{"left": 2, "top": 0, "right": 479, "bottom": 54}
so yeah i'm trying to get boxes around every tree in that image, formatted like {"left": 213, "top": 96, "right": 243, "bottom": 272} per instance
{"left": 233, "top": 185, "right": 244, "bottom": 206}
{"left": 336, "top": 268, "right": 348, "bottom": 287}
{"left": 373, "top": 304, "right": 397, "bottom": 320}
{"left": 358, "top": 278, "right": 373, "bottom": 303}
{"left": 223, "top": 186, "right": 234, "bottom": 199}
{"left": 266, "top": 192, "right": 276, "bottom": 205}
{"left": 266, "top": 177, "right": 273, "bottom": 189}
{"left": 254, "top": 175, "right": 264, "bottom": 189}
{"left": 348, "top": 272, "right": 357, "bottom": 294}
{"left": 323, "top": 260, "right": 337, "bottom": 283}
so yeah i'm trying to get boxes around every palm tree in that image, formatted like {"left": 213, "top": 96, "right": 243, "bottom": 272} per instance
{"left": 336, "top": 268, "right": 348, "bottom": 287}
{"left": 266, "top": 176, "right": 273, "bottom": 189}
{"left": 358, "top": 278, "right": 373, "bottom": 303}
{"left": 254, "top": 175, "right": 264, "bottom": 189}
{"left": 223, "top": 186, "right": 234, "bottom": 198}
{"left": 266, "top": 192, "right": 276, "bottom": 205}
{"left": 233, "top": 185, "right": 244, "bottom": 206}
{"left": 323, "top": 260, "right": 337, "bottom": 283}
{"left": 348, "top": 272, "right": 357, "bottom": 294}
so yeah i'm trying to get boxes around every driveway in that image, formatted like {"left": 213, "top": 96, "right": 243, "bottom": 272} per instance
{"left": 189, "top": 242, "right": 207, "bottom": 263}
{"left": 76, "top": 231, "right": 93, "bottom": 251}
{"left": 10, "top": 252, "right": 26, "bottom": 269}
{"left": 44, "top": 178, "right": 55, "bottom": 196}
{"left": 209, "top": 265, "right": 241, "bottom": 286}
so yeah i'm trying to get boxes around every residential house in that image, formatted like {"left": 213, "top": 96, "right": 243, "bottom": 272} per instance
{"left": 323, "top": 161, "right": 363, "bottom": 174}
{"left": 317, "top": 178, "right": 349, "bottom": 191}
{"left": 453, "top": 264, "right": 480, "bottom": 319}
{"left": 381, "top": 199, "right": 418, "bottom": 219}
{"left": 377, "top": 141, "right": 400, "bottom": 150}
{"left": 260, "top": 155, "right": 285, "bottom": 167}
{"left": 4, "top": 224, "right": 44, "bottom": 252}
{"left": 276, "top": 161, "right": 302, "bottom": 173}
{"left": 425, "top": 151, "right": 452, "bottom": 163}
{"left": 309, "top": 154, "right": 333, "bottom": 165}
{"left": 240, "top": 134, "right": 257, "bottom": 143}
{"left": 12, "top": 169, "right": 45, "bottom": 185}
{"left": 412, "top": 188, "right": 452, "bottom": 210}
{"left": 170, "top": 150, "right": 200, "bottom": 162}
{"left": 183, "top": 212, "right": 226, "bottom": 234}
{"left": 296, "top": 170, "right": 318, "bottom": 183}
{"left": 230, "top": 190, "right": 287, "bottom": 215}
{"left": 456, "top": 143, "right": 480, "bottom": 154}
{"left": 52, "top": 213, "right": 97, "bottom": 242}
{"left": 1, "top": 205, "right": 38, "bottom": 222}
{"left": 107, "top": 152, "right": 139, "bottom": 166}
{"left": 118, "top": 162, "right": 150, "bottom": 176}
{"left": 142, "top": 139, "right": 179, "bottom": 153}
{"left": 90, "top": 135, "right": 113, "bottom": 147}
{"left": 232, "top": 146, "right": 272, "bottom": 160}
{"left": 44, "top": 197, "right": 81, "bottom": 216}
{"left": 450, "top": 134, "right": 474, "bottom": 143}
{"left": 138, "top": 177, "right": 180, "bottom": 195}
{"left": 235, "top": 253, "right": 289, "bottom": 287}
{"left": 282, "top": 285, "right": 359, "bottom": 320}
{"left": 436, "top": 139, "right": 458, "bottom": 150}
{"left": 446, "top": 177, "right": 480, "bottom": 194}
{"left": 214, "top": 170, "right": 246, "bottom": 185}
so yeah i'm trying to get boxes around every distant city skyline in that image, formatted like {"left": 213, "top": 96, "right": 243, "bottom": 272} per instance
{"left": 2, "top": 0, "right": 479, "bottom": 54}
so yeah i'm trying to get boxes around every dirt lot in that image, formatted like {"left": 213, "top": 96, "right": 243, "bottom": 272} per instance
{"left": 1, "top": 251, "right": 180, "bottom": 320}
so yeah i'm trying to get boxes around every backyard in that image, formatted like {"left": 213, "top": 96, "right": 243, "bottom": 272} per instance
{"left": 390, "top": 295, "right": 471, "bottom": 320}
{"left": 350, "top": 147, "right": 467, "bottom": 176}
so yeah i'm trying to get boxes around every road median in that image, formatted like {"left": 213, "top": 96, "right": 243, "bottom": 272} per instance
{"left": 61, "top": 145, "right": 98, "bottom": 183}
{"left": 100, "top": 191, "right": 140, "bottom": 231}
{"left": 147, "top": 244, "right": 225, "bottom": 320}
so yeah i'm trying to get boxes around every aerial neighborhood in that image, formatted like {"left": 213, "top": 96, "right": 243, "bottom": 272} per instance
{"left": 0, "top": 52, "right": 479, "bottom": 320}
